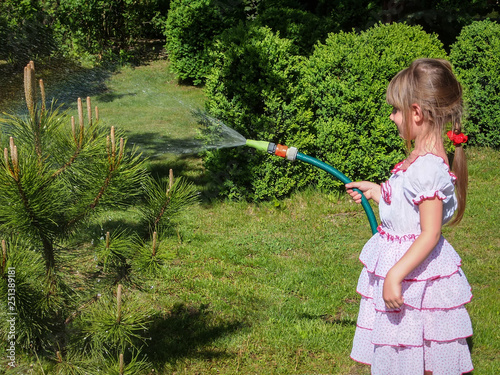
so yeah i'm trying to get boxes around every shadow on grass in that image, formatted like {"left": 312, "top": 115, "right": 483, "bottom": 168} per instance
{"left": 300, "top": 313, "right": 357, "bottom": 327}
{"left": 46, "top": 66, "right": 113, "bottom": 111}
{"left": 144, "top": 302, "right": 244, "bottom": 366}
{"left": 95, "top": 90, "right": 137, "bottom": 103}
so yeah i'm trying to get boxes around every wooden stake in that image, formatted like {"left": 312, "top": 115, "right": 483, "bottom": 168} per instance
{"left": 77, "top": 98, "right": 84, "bottom": 146}
{"left": 24, "top": 62, "right": 35, "bottom": 117}
{"left": 9, "top": 138, "right": 18, "bottom": 176}
{"left": 118, "top": 138, "right": 124, "bottom": 161}
{"left": 4, "top": 148, "right": 9, "bottom": 169}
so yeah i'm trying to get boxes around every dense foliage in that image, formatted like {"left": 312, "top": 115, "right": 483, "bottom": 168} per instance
{"left": 164, "top": 0, "right": 245, "bottom": 85}
{"left": 0, "top": 0, "right": 168, "bottom": 66}
{"left": 163, "top": 0, "right": 499, "bottom": 85}
{"left": 203, "top": 23, "right": 447, "bottom": 199}
{"left": 54, "top": 0, "right": 169, "bottom": 62}
{"left": 304, "top": 23, "right": 447, "bottom": 190}
{"left": 203, "top": 24, "right": 312, "bottom": 200}
{"left": 1, "top": 0, "right": 498, "bottom": 68}
{"left": 0, "top": 0, "right": 55, "bottom": 66}
{"left": 254, "top": 6, "right": 333, "bottom": 55}
{"left": 450, "top": 19, "right": 500, "bottom": 149}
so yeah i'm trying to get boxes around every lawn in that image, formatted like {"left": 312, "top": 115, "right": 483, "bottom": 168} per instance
{"left": 0, "top": 59, "right": 498, "bottom": 374}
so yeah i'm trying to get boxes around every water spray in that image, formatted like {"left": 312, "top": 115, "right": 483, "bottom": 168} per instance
{"left": 245, "top": 140, "right": 378, "bottom": 235}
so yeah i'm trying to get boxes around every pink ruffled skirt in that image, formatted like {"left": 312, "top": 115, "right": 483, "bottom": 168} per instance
{"left": 350, "top": 232, "right": 474, "bottom": 375}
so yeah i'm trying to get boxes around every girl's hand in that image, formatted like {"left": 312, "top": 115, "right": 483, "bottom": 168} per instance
{"left": 383, "top": 270, "right": 404, "bottom": 309}
{"left": 345, "top": 181, "right": 381, "bottom": 204}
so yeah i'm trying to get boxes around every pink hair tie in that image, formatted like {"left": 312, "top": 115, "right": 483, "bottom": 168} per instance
{"left": 447, "top": 130, "right": 468, "bottom": 146}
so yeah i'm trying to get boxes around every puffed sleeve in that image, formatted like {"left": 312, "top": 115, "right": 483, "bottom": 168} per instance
{"left": 403, "top": 155, "right": 456, "bottom": 206}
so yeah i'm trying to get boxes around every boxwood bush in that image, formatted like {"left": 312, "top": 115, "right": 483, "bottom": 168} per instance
{"left": 203, "top": 24, "right": 315, "bottom": 200}
{"left": 204, "top": 23, "right": 448, "bottom": 200}
{"left": 450, "top": 19, "right": 500, "bottom": 149}
{"left": 303, "top": 22, "right": 447, "bottom": 191}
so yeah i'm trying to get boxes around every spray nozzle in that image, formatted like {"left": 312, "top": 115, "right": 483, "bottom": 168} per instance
{"left": 245, "top": 140, "right": 298, "bottom": 161}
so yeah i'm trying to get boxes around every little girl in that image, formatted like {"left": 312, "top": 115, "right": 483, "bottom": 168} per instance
{"left": 345, "top": 58, "right": 473, "bottom": 375}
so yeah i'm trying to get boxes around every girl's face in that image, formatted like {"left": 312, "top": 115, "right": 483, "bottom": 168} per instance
{"left": 390, "top": 106, "right": 416, "bottom": 141}
{"left": 390, "top": 107, "right": 406, "bottom": 139}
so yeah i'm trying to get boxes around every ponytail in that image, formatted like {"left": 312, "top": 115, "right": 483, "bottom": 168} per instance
{"left": 449, "top": 124, "right": 468, "bottom": 225}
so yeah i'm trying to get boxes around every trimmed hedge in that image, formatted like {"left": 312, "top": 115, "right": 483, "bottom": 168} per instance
{"left": 450, "top": 19, "right": 500, "bottom": 149}
{"left": 203, "top": 23, "right": 448, "bottom": 199}
{"left": 304, "top": 23, "right": 447, "bottom": 190}
{"left": 203, "top": 24, "right": 313, "bottom": 200}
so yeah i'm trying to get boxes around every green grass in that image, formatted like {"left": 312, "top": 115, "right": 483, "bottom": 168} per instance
{"left": 154, "top": 192, "right": 373, "bottom": 374}
{"left": 0, "top": 60, "right": 498, "bottom": 374}
{"left": 87, "top": 60, "right": 208, "bottom": 188}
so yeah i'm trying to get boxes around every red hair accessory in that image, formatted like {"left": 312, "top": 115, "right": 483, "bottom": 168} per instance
{"left": 447, "top": 130, "right": 468, "bottom": 146}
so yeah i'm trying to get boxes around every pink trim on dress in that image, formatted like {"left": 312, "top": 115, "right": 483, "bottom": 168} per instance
{"left": 377, "top": 225, "right": 418, "bottom": 243}
{"left": 374, "top": 307, "right": 402, "bottom": 313}
{"left": 391, "top": 160, "right": 405, "bottom": 173}
{"left": 375, "top": 297, "right": 473, "bottom": 312}
{"left": 412, "top": 190, "right": 446, "bottom": 205}
{"left": 403, "top": 266, "right": 463, "bottom": 281}
{"left": 381, "top": 181, "right": 392, "bottom": 204}
{"left": 425, "top": 334, "right": 474, "bottom": 344}
{"left": 356, "top": 289, "right": 472, "bottom": 311}
{"left": 359, "top": 256, "right": 464, "bottom": 282}
{"left": 371, "top": 340, "right": 423, "bottom": 348}
{"left": 391, "top": 153, "right": 455, "bottom": 179}
{"left": 349, "top": 355, "right": 371, "bottom": 366}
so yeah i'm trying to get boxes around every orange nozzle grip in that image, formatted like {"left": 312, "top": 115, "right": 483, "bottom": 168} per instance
{"left": 275, "top": 144, "right": 288, "bottom": 158}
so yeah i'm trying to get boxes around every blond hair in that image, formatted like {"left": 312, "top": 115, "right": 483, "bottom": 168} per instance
{"left": 386, "top": 58, "right": 468, "bottom": 224}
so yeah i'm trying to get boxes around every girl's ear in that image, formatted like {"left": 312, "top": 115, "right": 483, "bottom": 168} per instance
{"left": 411, "top": 103, "right": 423, "bottom": 124}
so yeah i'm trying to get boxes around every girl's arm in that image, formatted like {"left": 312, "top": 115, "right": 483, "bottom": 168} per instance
{"left": 345, "top": 181, "right": 381, "bottom": 204}
{"left": 383, "top": 198, "right": 444, "bottom": 309}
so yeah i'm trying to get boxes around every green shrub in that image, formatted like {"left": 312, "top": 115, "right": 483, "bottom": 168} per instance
{"left": 203, "top": 24, "right": 314, "bottom": 200}
{"left": 450, "top": 19, "right": 500, "bottom": 148}
{"left": 302, "top": 22, "right": 447, "bottom": 190}
{"left": 164, "top": 0, "right": 245, "bottom": 85}
{"left": 204, "top": 22, "right": 447, "bottom": 200}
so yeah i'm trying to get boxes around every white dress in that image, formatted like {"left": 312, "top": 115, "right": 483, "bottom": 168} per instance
{"left": 350, "top": 154, "right": 473, "bottom": 375}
